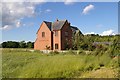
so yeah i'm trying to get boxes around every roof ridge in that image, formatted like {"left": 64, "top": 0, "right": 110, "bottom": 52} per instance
{"left": 43, "top": 21, "right": 52, "bottom": 23}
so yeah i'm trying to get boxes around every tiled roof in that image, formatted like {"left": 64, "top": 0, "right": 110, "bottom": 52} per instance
{"left": 43, "top": 21, "right": 52, "bottom": 30}
{"left": 37, "top": 20, "right": 69, "bottom": 34}
{"left": 43, "top": 20, "right": 67, "bottom": 31}
{"left": 71, "top": 26, "right": 79, "bottom": 33}
{"left": 71, "top": 26, "right": 82, "bottom": 34}
{"left": 41, "top": 19, "right": 82, "bottom": 35}
{"left": 52, "top": 20, "right": 67, "bottom": 30}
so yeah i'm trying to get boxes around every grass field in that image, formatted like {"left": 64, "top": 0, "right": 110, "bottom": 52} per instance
{"left": 2, "top": 48, "right": 119, "bottom": 78}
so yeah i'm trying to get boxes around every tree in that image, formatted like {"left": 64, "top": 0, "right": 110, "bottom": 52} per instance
{"left": 0, "top": 44, "right": 2, "bottom": 48}
{"left": 19, "top": 41, "right": 26, "bottom": 48}
{"left": 1, "top": 41, "right": 19, "bottom": 48}
{"left": 1, "top": 41, "right": 35, "bottom": 48}
{"left": 110, "top": 38, "right": 120, "bottom": 57}
{"left": 1, "top": 42, "right": 7, "bottom": 48}
{"left": 26, "top": 41, "right": 34, "bottom": 48}
{"left": 72, "top": 31, "right": 84, "bottom": 50}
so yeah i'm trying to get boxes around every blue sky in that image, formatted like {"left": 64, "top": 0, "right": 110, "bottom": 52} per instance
{"left": 1, "top": 1, "right": 119, "bottom": 42}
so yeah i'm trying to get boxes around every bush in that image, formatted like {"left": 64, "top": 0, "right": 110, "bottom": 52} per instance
{"left": 98, "top": 54, "right": 112, "bottom": 67}
{"left": 77, "top": 50, "right": 85, "bottom": 55}
{"left": 49, "top": 51, "right": 59, "bottom": 55}
{"left": 108, "top": 56, "right": 119, "bottom": 68}
{"left": 54, "top": 51, "right": 59, "bottom": 54}
{"left": 84, "top": 63, "right": 94, "bottom": 71}
{"left": 88, "top": 45, "right": 96, "bottom": 51}
{"left": 67, "top": 49, "right": 75, "bottom": 55}
{"left": 92, "top": 48, "right": 101, "bottom": 56}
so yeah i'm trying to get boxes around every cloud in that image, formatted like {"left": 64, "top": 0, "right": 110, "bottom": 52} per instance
{"left": 16, "top": 20, "right": 21, "bottom": 28}
{"left": 64, "top": 0, "right": 75, "bottom": 5}
{"left": 2, "top": 0, "right": 47, "bottom": 2}
{"left": 84, "top": 32, "right": 97, "bottom": 35}
{"left": 0, "top": 25, "right": 12, "bottom": 30}
{"left": 82, "top": 4, "right": 94, "bottom": 15}
{"left": 1, "top": 2, "right": 42, "bottom": 30}
{"left": 100, "top": 29, "right": 116, "bottom": 36}
{"left": 84, "top": 29, "right": 116, "bottom": 36}
{"left": 45, "top": 9, "right": 51, "bottom": 12}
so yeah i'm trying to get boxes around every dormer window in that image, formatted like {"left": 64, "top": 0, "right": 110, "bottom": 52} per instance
{"left": 42, "top": 32, "right": 45, "bottom": 37}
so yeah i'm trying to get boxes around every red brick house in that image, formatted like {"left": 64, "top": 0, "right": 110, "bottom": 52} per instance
{"left": 34, "top": 19, "right": 80, "bottom": 50}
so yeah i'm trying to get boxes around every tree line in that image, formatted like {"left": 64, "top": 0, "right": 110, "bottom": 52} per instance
{"left": 0, "top": 41, "right": 34, "bottom": 48}
{"left": 0, "top": 34, "right": 119, "bottom": 50}
{"left": 71, "top": 32, "right": 119, "bottom": 51}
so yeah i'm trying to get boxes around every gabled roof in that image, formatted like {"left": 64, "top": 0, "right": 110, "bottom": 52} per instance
{"left": 36, "top": 21, "right": 52, "bottom": 34}
{"left": 43, "top": 21, "right": 52, "bottom": 30}
{"left": 71, "top": 26, "right": 82, "bottom": 35}
{"left": 71, "top": 26, "right": 79, "bottom": 31}
{"left": 37, "top": 19, "right": 82, "bottom": 34}
{"left": 52, "top": 20, "right": 67, "bottom": 30}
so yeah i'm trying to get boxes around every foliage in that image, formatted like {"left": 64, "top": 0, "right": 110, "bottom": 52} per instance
{"left": 26, "top": 41, "right": 34, "bottom": 48}
{"left": 73, "top": 33, "right": 120, "bottom": 55}
{"left": 1, "top": 41, "right": 34, "bottom": 48}
{"left": 19, "top": 41, "right": 27, "bottom": 48}
{"left": 2, "top": 48, "right": 119, "bottom": 78}
{"left": 49, "top": 51, "right": 59, "bottom": 55}
{"left": 2, "top": 41, "right": 19, "bottom": 48}
{"left": 77, "top": 49, "right": 85, "bottom": 55}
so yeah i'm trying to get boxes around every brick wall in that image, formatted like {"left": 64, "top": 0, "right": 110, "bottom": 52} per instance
{"left": 34, "top": 22, "right": 52, "bottom": 50}
{"left": 61, "top": 21, "right": 72, "bottom": 50}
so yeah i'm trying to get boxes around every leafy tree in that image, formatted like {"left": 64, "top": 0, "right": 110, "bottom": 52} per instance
{"left": 109, "top": 38, "right": 120, "bottom": 57}
{"left": 26, "top": 41, "right": 34, "bottom": 48}
{"left": 0, "top": 44, "right": 2, "bottom": 48}
{"left": 19, "top": 41, "right": 27, "bottom": 48}
{"left": 1, "top": 41, "right": 35, "bottom": 48}
{"left": 1, "top": 42, "right": 7, "bottom": 48}
{"left": 72, "top": 31, "right": 84, "bottom": 50}
{"left": 1, "top": 41, "right": 19, "bottom": 48}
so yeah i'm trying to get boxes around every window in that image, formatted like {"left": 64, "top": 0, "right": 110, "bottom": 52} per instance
{"left": 65, "top": 32, "right": 68, "bottom": 36}
{"left": 42, "top": 32, "right": 45, "bottom": 37}
{"left": 55, "top": 31, "right": 58, "bottom": 36}
{"left": 55, "top": 44, "right": 58, "bottom": 49}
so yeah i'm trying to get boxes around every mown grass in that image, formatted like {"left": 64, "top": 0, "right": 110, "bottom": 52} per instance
{"left": 2, "top": 48, "right": 119, "bottom": 78}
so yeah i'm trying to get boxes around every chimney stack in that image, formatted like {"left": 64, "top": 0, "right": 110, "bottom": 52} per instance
{"left": 56, "top": 18, "right": 59, "bottom": 21}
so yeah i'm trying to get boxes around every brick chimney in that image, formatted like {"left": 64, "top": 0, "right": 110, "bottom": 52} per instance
{"left": 56, "top": 18, "right": 59, "bottom": 21}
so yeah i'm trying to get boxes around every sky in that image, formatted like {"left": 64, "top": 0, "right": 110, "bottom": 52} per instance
{"left": 0, "top": 0, "right": 119, "bottom": 42}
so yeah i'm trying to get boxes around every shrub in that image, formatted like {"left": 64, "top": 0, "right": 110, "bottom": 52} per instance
{"left": 92, "top": 48, "right": 101, "bottom": 56}
{"left": 67, "top": 49, "right": 75, "bottom": 55}
{"left": 98, "top": 54, "right": 111, "bottom": 67}
{"left": 77, "top": 50, "right": 82, "bottom": 55}
{"left": 34, "top": 50, "right": 41, "bottom": 53}
{"left": 84, "top": 63, "right": 94, "bottom": 71}
{"left": 108, "top": 56, "right": 119, "bottom": 68}
{"left": 88, "top": 45, "right": 96, "bottom": 51}
{"left": 54, "top": 51, "right": 59, "bottom": 54}
{"left": 77, "top": 50, "right": 85, "bottom": 55}
{"left": 49, "top": 51, "right": 59, "bottom": 55}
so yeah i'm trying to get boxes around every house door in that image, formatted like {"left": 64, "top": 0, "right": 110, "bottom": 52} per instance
{"left": 55, "top": 44, "right": 58, "bottom": 50}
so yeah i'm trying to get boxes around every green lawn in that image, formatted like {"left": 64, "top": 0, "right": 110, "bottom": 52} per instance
{"left": 2, "top": 48, "right": 119, "bottom": 78}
